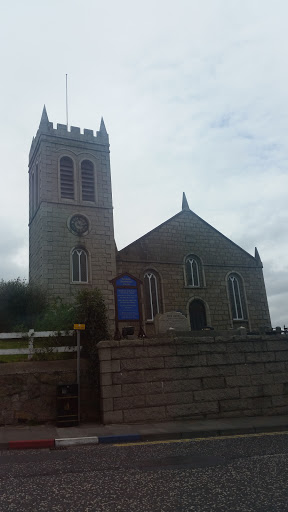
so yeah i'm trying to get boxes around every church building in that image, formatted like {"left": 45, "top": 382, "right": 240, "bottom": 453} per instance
{"left": 28, "top": 108, "right": 271, "bottom": 334}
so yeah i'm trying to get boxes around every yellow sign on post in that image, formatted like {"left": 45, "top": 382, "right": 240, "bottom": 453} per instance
{"left": 74, "top": 324, "right": 85, "bottom": 330}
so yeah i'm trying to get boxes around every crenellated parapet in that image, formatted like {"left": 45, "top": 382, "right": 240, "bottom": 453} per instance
{"left": 29, "top": 106, "right": 109, "bottom": 162}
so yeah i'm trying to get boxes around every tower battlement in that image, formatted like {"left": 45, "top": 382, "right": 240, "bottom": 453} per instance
{"left": 29, "top": 106, "right": 109, "bottom": 162}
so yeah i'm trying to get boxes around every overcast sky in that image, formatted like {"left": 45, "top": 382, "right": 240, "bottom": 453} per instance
{"left": 0, "top": 0, "right": 287, "bottom": 327}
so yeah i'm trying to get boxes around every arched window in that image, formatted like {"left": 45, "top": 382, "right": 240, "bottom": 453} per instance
{"left": 72, "top": 248, "right": 88, "bottom": 283}
{"left": 60, "top": 157, "right": 74, "bottom": 199}
{"left": 185, "top": 255, "right": 202, "bottom": 287}
{"left": 81, "top": 160, "right": 95, "bottom": 202}
{"left": 228, "top": 273, "right": 246, "bottom": 320}
{"left": 144, "top": 271, "right": 160, "bottom": 321}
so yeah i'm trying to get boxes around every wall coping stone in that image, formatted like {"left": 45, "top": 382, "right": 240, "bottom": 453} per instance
{"left": 0, "top": 359, "right": 88, "bottom": 376}
{"left": 97, "top": 335, "right": 286, "bottom": 350}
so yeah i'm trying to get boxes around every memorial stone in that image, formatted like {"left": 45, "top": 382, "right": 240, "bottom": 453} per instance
{"left": 154, "top": 311, "right": 190, "bottom": 334}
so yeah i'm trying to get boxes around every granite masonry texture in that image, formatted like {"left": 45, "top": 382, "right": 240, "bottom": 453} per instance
{"left": 29, "top": 114, "right": 116, "bottom": 325}
{"left": 117, "top": 210, "right": 271, "bottom": 333}
{"left": 28, "top": 109, "right": 271, "bottom": 335}
{"left": 98, "top": 334, "right": 288, "bottom": 424}
{"left": 0, "top": 360, "right": 98, "bottom": 425}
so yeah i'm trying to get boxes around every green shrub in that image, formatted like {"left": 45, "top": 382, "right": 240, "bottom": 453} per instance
{"left": 74, "top": 288, "right": 110, "bottom": 386}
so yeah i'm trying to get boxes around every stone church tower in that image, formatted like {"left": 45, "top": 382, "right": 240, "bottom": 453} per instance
{"left": 28, "top": 107, "right": 116, "bottom": 320}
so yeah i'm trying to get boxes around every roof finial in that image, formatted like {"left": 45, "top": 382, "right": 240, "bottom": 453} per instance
{"left": 182, "top": 192, "right": 190, "bottom": 211}
{"left": 99, "top": 117, "right": 107, "bottom": 134}
{"left": 39, "top": 105, "right": 49, "bottom": 129}
{"left": 255, "top": 247, "right": 262, "bottom": 266}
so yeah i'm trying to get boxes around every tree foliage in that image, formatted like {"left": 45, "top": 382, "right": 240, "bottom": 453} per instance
{"left": 0, "top": 278, "right": 47, "bottom": 332}
{"left": 74, "top": 288, "right": 110, "bottom": 343}
{"left": 73, "top": 288, "right": 110, "bottom": 388}
{"left": 0, "top": 279, "right": 110, "bottom": 340}
{"left": 34, "top": 297, "right": 74, "bottom": 332}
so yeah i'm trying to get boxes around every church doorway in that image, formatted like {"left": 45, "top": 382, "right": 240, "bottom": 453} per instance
{"left": 189, "top": 299, "right": 207, "bottom": 330}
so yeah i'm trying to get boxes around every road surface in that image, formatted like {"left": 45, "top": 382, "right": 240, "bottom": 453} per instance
{"left": 1, "top": 432, "right": 288, "bottom": 511}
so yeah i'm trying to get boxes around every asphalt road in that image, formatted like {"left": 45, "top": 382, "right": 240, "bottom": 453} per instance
{"left": 1, "top": 432, "right": 288, "bottom": 511}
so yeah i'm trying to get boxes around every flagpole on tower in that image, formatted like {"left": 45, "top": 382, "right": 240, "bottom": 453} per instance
{"left": 66, "top": 74, "right": 69, "bottom": 128}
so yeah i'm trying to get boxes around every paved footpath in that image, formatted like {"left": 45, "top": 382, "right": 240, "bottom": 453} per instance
{"left": 1, "top": 414, "right": 288, "bottom": 449}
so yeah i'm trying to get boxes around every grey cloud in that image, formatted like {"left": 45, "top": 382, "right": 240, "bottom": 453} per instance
{"left": 0, "top": 226, "right": 28, "bottom": 281}
{"left": 0, "top": 0, "right": 287, "bottom": 330}
{"left": 267, "top": 293, "right": 288, "bottom": 328}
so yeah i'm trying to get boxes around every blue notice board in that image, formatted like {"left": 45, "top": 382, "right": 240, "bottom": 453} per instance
{"left": 116, "top": 288, "right": 139, "bottom": 320}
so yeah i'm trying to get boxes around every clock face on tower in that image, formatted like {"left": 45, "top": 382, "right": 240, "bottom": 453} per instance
{"left": 69, "top": 214, "right": 89, "bottom": 236}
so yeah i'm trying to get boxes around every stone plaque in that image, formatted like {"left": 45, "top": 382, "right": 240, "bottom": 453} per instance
{"left": 154, "top": 311, "right": 189, "bottom": 334}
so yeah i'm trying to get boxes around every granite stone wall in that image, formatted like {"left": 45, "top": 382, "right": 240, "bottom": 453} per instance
{"left": 98, "top": 334, "right": 288, "bottom": 424}
{"left": 0, "top": 359, "right": 98, "bottom": 425}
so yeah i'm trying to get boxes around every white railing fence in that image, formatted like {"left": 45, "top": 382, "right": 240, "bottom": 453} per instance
{"left": 0, "top": 329, "right": 76, "bottom": 360}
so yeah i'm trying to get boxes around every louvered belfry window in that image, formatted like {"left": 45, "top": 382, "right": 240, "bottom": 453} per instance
{"left": 81, "top": 160, "right": 95, "bottom": 201}
{"left": 60, "top": 157, "right": 74, "bottom": 199}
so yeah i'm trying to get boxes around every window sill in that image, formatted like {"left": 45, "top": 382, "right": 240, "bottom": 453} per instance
{"left": 80, "top": 200, "right": 97, "bottom": 205}
{"left": 70, "top": 282, "right": 90, "bottom": 285}
{"left": 184, "top": 286, "right": 204, "bottom": 289}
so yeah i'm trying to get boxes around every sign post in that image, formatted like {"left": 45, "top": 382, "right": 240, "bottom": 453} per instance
{"left": 73, "top": 324, "right": 85, "bottom": 424}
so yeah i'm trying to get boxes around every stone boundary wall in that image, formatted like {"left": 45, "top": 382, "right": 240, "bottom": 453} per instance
{"left": 98, "top": 335, "right": 288, "bottom": 424}
{"left": 0, "top": 359, "right": 98, "bottom": 425}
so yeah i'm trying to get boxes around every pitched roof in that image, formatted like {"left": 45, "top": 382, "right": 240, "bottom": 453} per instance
{"left": 117, "top": 207, "right": 259, "bottom": 265}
